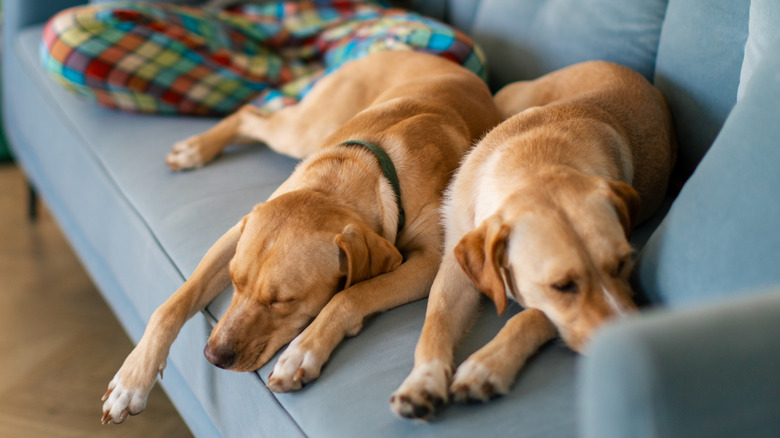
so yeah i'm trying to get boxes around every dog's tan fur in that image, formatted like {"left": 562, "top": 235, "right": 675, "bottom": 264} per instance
{"left": 391, "top": 61, "right": 676, "bottom": 419}
{"left": 101, "top": 51, "right": 500, "bottom": 424}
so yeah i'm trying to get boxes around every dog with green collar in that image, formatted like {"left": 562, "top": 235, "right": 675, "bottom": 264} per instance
{"left": 102, "top": 50, "right": 500, "bottom": 423}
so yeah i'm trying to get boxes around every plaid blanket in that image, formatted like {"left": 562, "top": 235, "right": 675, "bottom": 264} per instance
{"left": 41, "top": 0, "right": 487, "bottom": 115}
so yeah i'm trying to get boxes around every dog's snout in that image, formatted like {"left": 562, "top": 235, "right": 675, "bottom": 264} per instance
{"left": 204, "top": 343, "right": 237, "bottom": 369}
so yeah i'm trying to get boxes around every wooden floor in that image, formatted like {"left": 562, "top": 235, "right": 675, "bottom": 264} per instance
{"left": 0, "top": 163, "right": 193, "bottom": 437}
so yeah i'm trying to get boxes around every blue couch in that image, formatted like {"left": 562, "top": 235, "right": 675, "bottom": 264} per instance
{"left": 4, "top": 0, "right": 779, "bottom": 437}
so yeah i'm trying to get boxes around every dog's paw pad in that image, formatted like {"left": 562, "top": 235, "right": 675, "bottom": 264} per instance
{"left": 450, "top": 360, "right": 510, "bottom": 404}
{"left": 266, "top": 339, "right": 323, "bottom": 393}
{"left": 390, "top": 361, "right": 450, "bottom": 420}
{"left": 101, "top": 376, "right": 148, "bottom": 424}
{"left": 390, "top": 391, "right": 446, "bottom": 421}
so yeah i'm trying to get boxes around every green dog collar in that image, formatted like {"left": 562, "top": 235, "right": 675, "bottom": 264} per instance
{"left": 339, "top": 140, "right": 405, "bottom": 235}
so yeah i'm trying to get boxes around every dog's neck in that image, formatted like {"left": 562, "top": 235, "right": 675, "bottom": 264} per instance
{"left": 338, "top": 140, "right": 405, "bottom": 235}
{"left": 287, "top": 146, "right": 400, "bottom": 243}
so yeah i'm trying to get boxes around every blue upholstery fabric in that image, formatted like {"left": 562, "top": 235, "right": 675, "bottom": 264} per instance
{"left": 653, "top": 0, "right": 749, "bottom": 178}
{"left": 444, "top": 0, "right": 481, "bottom": 33}
{"left": 467, "top": 0, "right": 668, "bottom": 88}
{"left": 738, "top": 0, "right": 780, "bottom": 100}
{"left": 403, "top": 0, "right": 480, "bottom": 33}
{"left": 638, "top": 29, "right": 780, "bottom": 307}
{"left": 581, "top": 288, "right": 780, "bottom": 438}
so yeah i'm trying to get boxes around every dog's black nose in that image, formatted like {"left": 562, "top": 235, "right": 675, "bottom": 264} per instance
{"left": 204, "top": 344, "right": 236, "bottom": 369}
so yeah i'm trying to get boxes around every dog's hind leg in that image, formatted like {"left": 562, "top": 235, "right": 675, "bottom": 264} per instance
{"left": 168, "top": 57, "right": 391, "bottom": 170}
{"left": 390, "top": 252, "right": 482, "bottom": 420}
{"left": 101, "top": 219, "right": 243, "bottom": 424}
{"left": 166, "top": 93, "right": 368, "bottom": 169}
{"left": 450, "top": 308, "right": 557, "bottom": 403}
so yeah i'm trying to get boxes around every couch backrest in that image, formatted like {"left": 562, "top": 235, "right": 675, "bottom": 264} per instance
{"left": 440, "top": 0, "right": 775, "bottom": 181}
{"left": 637, "top": 0, "right": 780, "bottom": 307}
{"left": 464, "top": 0, "right": 668, "bottom": 88}
{"left": 653, "top": 0, "right": 749, "bottom": 179}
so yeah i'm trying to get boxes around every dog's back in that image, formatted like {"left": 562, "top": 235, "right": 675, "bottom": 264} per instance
{"left": 321, "top": 51, "right": 499, "bottom": 152}
{"left": 492, "top": 61, "right": 676, "bottom": 221}
{"left": 307, "top": 51, "right": 502, "bottom": 235}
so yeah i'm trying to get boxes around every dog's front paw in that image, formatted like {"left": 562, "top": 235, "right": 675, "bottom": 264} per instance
{"left": 266, "top": 336, "right": 325, "bottom": 393}
{"left": 101, "top": 375, "right": 148, "bottom": 424}
{"left": 390, "top": 360, "right": 451, "bottom": 421}
{"left": 450, "top": 357, "right": 511, "bottom": 404}
{"left": 101, "top": 348, "right": 165, "bottom": 424}
{"left": 167, "top": 137, "right": 207, "bottom": 171}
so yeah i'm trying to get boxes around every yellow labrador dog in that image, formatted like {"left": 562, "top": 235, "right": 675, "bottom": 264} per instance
{"left": 391, "top": 61, "right": 676, "bottom": 419}
{"left": 101, "top": 51, "right": 500, "bottom": 424}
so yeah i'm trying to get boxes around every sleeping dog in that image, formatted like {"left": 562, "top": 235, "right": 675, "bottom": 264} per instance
{"left": 391, "top": 60, "right": 676, "bottom": 419}
{"left": 101, "top": 51, "right": 500, "bottom": 424}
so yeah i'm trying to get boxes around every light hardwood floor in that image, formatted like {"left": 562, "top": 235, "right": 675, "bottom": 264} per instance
{"left": 0, "top": 163, "right": 193, "bottom": 437}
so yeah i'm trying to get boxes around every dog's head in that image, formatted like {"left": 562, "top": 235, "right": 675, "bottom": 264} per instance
{"left": 204, "top": 190, "right": 402, "bottom": 371}
{"left": 454, "top": 170, "right": 640, "bottom": 353}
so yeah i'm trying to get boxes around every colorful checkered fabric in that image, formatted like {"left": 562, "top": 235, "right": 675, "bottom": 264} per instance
{"left": 41, "top": 0, "right": 487, "bottom": 115}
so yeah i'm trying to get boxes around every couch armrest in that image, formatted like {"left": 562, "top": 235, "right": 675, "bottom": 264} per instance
{"left": 579, "top": 288, "right": 780, "bottom": 438}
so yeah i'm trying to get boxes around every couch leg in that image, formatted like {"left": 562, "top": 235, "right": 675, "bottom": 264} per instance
{"left": 28, "top": 182, "right": 38, "bottom": 222}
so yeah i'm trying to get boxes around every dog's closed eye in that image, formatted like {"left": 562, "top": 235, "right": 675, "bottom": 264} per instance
{"left": 611, "top": 260, "right": 626, "bottom": 278}
{"left": 551, "top": 280, "right": 578, "bottom": 294}
{"left": 609, "top": 253, "right": 633, "bottom": 278}
{"left": 270, "top": 297, "right": 296, "bottom": 306}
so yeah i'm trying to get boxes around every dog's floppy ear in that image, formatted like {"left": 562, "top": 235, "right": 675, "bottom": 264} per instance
{"left": 241, "top": 202, "right": 265, "bottom": 234}
{"left": 454, "top": 217, "right": 511, "bottom": 315}
{"left": 606, "top": 180, "right": 640, "bottom": 237}
{"left": 334, "top": 223, "right": 403, "bottom": 289}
